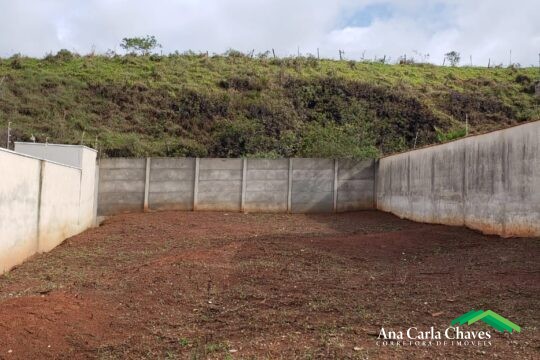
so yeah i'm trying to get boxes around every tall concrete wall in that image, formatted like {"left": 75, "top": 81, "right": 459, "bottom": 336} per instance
{"left": 0, "top": 146, "right": 97, "bottom": 273}
{"left": 245, "top": 159, "right": 289, "bottom": 213}
{"left": 98, "top": 158, "right": 376, "bottom": 215}
{"left": 79, "top": 147, "right": 98, "bottom": 229}
{"left": 338, "top": 159, "right": 376, "bottom": 212}
{"left": 291, "top": 159, "right": 335, "bottom": 213}
{"left": 149, "top": 158, "right": 195, "bottom": 211}
{"left": 38, "top": 161, "right": 82, "bottom": 253}
{"left": 197, "top": 158, "right": 243, "bottom": 211}
{"left": 0, "top": 150, "right": 41, "bottom": 273}
{"left": 376, "top": 121, "right": 540, "bottom": 237}
{"left": 98, "top": 158, "right": 146, "bottom": 216}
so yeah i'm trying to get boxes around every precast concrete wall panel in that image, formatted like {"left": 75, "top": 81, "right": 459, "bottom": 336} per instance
{"left": 98, "top": 158, "right": 146, "bottom": 215}
{"left": 197, "top": 158, "right": 243, "bottom": 211}
{"left": 337, "top": 159, "right": 375, "bottom": 211}
{"left": 291, "top": 158, "right": 334, "bottom": 213}
{"left": 244, "top": 159, "right": 288, "bottom": 212}
{"left": 149, "top": 158, "right": 195, "bottom": 210}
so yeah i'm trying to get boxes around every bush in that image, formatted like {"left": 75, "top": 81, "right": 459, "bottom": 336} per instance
{"left": 218, "top": 75, "right": 267, "bottom": 91}
{"left": 225, "top": 49, "right": 246, "bottom": 58}
{"left": 9, "top": 54, "right": 24, "bottom": 69}
{"left": 299, "top": 122, "right": 379, "bottom": 159}
{"left": 435, "top": 127, "right": 467, "bottom": 142}
{"left": 102, "top": 133, "right": 144, "bottom": 157}
{"left": 515, "top": 74, "right": 531, "bottom": 84}
{"left": 210, "top": 118, "right": 268, "bottom": 157}
{"left": 163, "top": 139, "right": 207, "bottom": 157}
{"left": 44, "top": 49, "right": 76, "bottom": 62}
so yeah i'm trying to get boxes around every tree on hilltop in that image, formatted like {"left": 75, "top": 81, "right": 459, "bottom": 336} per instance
{"left": 445, "top": 51, "right": 461, "bottom": 66}
{"left": 120, "top": 35, "right": 161, "bottom": 55}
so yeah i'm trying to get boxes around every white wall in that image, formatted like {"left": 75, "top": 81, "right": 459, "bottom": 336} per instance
{"left": 0, "top": 145, "right": 97, "bottom": 273}
{"left": 37, "top": 161, "right": 82, "bottom": 252}
{"left": 0, "top": 150, "right": 41, "bottom": 273}
{"left": 78, "top": 147, "right": 98, "bottom": 230}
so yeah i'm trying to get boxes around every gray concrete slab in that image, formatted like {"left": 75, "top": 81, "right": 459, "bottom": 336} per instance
{"left": 376, "top": 121, "right": 540, "bottom": 237}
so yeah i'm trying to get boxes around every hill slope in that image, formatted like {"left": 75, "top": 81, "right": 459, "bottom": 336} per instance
{"left": 0, "top": 52, "right": 538, "bottom": 158}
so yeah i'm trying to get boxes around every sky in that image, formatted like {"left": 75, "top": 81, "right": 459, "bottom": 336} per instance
{"left": 0, "top": 0, "right": 539, "bottom": 66}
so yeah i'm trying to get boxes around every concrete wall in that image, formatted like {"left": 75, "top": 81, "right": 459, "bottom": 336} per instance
{"left": 79, "top": 147, "right": 98, "bottom": 229}
{"left": 0, "top": 150, "right": 41, "bottom": 273}
{"left": 0, "top": 145, "right": 98, "bottom": 273}
{"left": 14, "top": 142, "right": 95, "bottom": 168}
{"left": 376, "top": 121, "right": 540, "bottom": 237}
{"left": 98, "top": 158, "right": 146, "bottom": 216}
{"left": 338, "top": 159, "right": 376, "bottom": 212}
{"left": 291, "top": 159, "right": 335, "bottom": 213}
{"left": 98, "top": 158, "right": 376, "bottom": 215}
{"left": 38, "top": 161, "right": 82, "bottom": 253}
{"left": 245, "top": 159, "right": 289, "bottom": 213}
{"left": 149, "top": 158, "right": 195, "bottom": 211}
{"left": 197, "top": 158, "right": 243, "bottom": 211}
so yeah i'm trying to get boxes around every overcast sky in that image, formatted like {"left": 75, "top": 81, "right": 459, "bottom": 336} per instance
{"left": 0, "top": 0, "right": 539, "bottom": 66}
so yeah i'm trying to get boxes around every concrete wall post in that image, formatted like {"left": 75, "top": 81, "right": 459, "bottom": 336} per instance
{"left": 193, "top": 157, "right": 200, "bottom": 211}
{"left": 333, "top": 159, "right": 338, "bottom": 212}
{"left": 143, "top": 157, "right": 151, "bottom": 212}
{"left": 373, "top": 159, "right": 378, "bottom": 209}
{"left": 287, "top": 158, "right": 293, "bottom": 213}
{"left": 93, "top": 163, "right": 100, "bottom": 227}
{"left": 36, "top": 159, "right": 45, "bottom": 253}
{"left": 241, "top": 158, "right": 247, "bottom": 212}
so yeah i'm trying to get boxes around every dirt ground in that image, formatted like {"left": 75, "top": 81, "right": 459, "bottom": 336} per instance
{"left": 0, "top": 210, "right": 538, "bottom": 359}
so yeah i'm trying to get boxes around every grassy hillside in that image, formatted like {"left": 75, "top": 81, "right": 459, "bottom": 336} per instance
{"left": 0, "top": 51, "right": 538, "bottom": 158}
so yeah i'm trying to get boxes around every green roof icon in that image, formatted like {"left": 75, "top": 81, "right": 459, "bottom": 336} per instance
{"left": 451, "top": 310, "right": 521, "bottom": 333}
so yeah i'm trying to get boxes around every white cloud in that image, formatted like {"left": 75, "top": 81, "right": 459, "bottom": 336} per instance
{"left": 325, "top": 0, "right": 540, "bottom": 66}
{"left": 0, "top": 0, "right": 538, "bottom": 66}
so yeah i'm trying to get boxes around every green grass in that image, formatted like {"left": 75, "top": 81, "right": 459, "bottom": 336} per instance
{"left": 0, "top": 51, "right": 538, "bottom": 158}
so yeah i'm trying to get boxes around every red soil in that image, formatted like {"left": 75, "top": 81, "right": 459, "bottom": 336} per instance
{"left": 0, "top": 211, "right": 538, "bottom": 359}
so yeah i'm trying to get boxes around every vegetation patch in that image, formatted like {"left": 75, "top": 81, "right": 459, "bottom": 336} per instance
{"left": 0, "top": 51, "right": 538, "bottom": 157}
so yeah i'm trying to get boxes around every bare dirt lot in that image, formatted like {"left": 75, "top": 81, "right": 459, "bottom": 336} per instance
{"left": 0, "top": 211, "right": 539, "bottom": 359}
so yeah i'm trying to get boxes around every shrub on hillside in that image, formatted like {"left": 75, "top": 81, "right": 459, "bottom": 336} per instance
{"left": 299, "top": 122, "right": 379, "bottom": 159}
{"left": 44, "top": 49, "right": 76, "bottom": 62}
{"left": 210, "top": 118, "right": 271, "bottom": 157}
